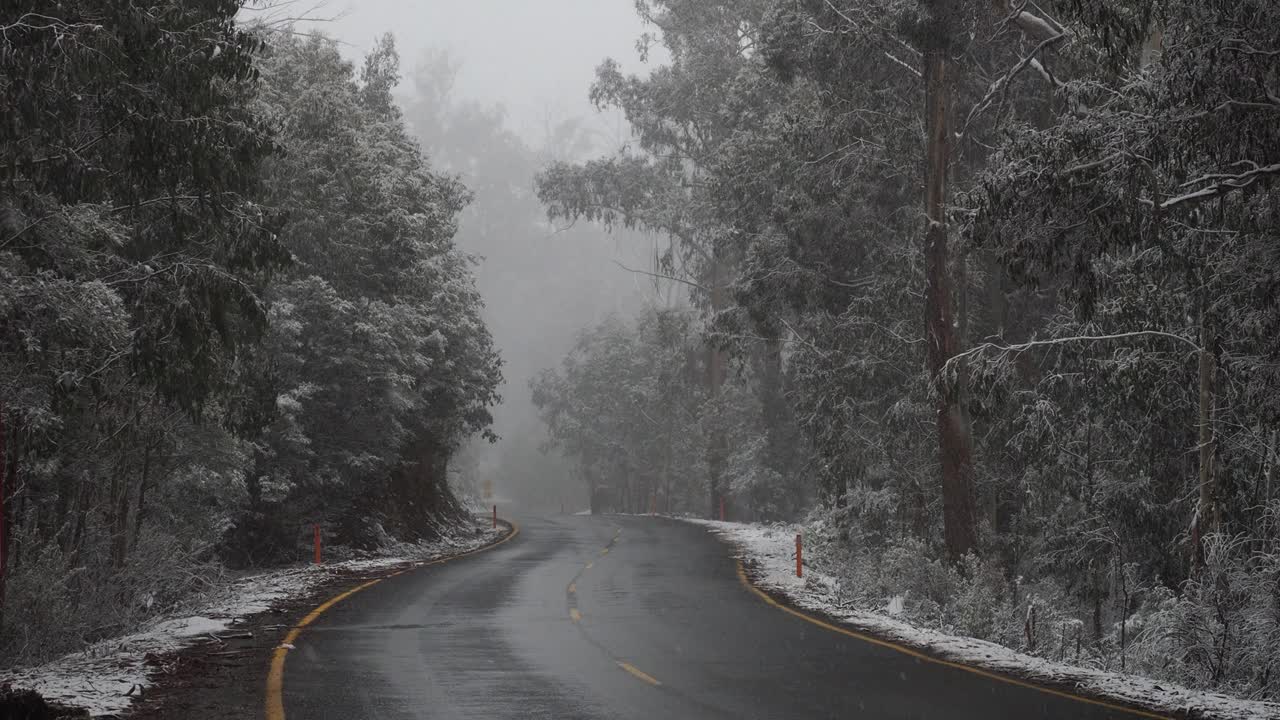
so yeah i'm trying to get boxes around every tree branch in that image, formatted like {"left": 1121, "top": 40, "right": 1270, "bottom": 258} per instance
{"left": 945, "top": 330, "right": 1202, "bottom": 375}
{"left": 1146, "top": 163, "right": 1280, "bottom": 210}
{"left": 613, "top": 261, "right": 707, "bottom": 292}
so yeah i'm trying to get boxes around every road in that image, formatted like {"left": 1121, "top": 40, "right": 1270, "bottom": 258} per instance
{"left": 277, "top": 512, "right": 1157, "bottom": 720}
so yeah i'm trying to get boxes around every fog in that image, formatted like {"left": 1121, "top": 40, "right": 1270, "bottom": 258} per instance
{"left": 315, "top": 1, "right": 668, "bottom": 510}
{"left": 322, "top": 0, "right": 651, "bottom": 143}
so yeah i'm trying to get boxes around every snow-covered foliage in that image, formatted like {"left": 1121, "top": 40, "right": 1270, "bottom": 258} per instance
{"left": 693, "top": 518, "right": 1280, "bottom": 720}
{"left": 533, "top": 0, "right": 1280, "bottom": 709}
{"left": 0, "top": 11, "right": 500, "bottom": 667}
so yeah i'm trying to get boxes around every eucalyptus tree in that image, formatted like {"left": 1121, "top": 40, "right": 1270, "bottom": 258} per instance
{"left": 0, "top": 0, "right": 284, "bottom": 622}
{"left": 536, "top": 0, "right": 802, "bottom": 519}
{"left": 532, "top": 309, "right": 708, "bottom": 514}
{"left": 226, "top": 32, "right": 501, "bottom": 560}
{"left": 976, "top": 0, "right": 1280, "bottom": 572}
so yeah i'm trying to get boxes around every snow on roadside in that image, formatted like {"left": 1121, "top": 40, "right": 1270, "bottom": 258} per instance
{"left": 686, "top": 518, "right": 1280, "bottom": 720}
{"left": 1, "top": 521, "right": 504, "bottom": 718}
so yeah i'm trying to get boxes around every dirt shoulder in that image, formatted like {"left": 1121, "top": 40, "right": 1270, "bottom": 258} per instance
{"left": 126, "top": 520, "right": 515, "bottom": 720}
{"left": 0, "top": 519, "right": 514, "bottom": 720}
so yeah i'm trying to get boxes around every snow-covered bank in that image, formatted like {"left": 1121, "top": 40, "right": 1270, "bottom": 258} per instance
{"left": 1, "top": 521, "right": 506, "bottom": 718}
{"left": 687, "top": 519, "right": 1280, "bottom": 720}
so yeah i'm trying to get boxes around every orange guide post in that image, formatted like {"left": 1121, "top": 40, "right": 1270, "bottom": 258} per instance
{"left": 492, "top": 504, "right": 497, "bottom": 529}
{"left": 313, "top": 524, "right": 321, "bottom": 565}
{"left": 795, "top": 533, "right": 803, "bottom": 578}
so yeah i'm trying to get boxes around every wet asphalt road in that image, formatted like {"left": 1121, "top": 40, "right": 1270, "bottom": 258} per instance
{"left": 281, "top": 512, "right": 1155, "bottom": 720}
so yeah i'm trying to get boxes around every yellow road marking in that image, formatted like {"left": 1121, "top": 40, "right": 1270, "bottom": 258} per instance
{"left": 568, "top": 582, "right": 576, "bottom": 594}
{"left": 600, "top": 548, "right": 609, "bottom": 555}
{"left": 617, "top": 661, "right": 661, "bottom": 686}
{"left": 585, "top": 561, "right": 593, "bottom": 570}
{"left": 734, "top": 562, "right": 1168, "bottom": 720}
{"left": 570, "top": 608, "right": 582, "bottom": 623}
{"left": 264, "top": 519, "right": 521, "bottom": 720}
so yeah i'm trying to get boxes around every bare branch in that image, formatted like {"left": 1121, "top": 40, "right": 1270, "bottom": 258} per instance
{"left": 612, "top": 261, "right": 707, "bottom": 292}
{"left": 946, "top": 330, "right": 1202, "bottom": 375}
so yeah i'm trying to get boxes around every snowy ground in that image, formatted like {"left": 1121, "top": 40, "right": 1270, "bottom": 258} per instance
{"left": 686, "top": 519, "right": 1280, "bottom": 720}
{"left": 0, "top": 521, "right": 505, "bottom": 717}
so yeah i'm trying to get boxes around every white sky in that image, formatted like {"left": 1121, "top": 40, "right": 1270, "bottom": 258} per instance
{"left": 315, "top": 0, "right": 655, "bottom": 142}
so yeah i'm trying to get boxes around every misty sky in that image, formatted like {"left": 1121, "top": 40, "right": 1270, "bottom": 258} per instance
{"left": 319, "top": 0, "right": 655, "bottom": 142}
{"left": 292, "top": 0, "right": 673, "bottom": 507}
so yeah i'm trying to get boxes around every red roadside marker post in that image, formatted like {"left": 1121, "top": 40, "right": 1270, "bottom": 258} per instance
{"left": 795, "top": 533, "right": 803, "bottom": 578}
{"left": 313, "top": 524, "right": 322, "bottom": 565}
{"left": 492, "top": 504, "right": 497, "bottom": 529}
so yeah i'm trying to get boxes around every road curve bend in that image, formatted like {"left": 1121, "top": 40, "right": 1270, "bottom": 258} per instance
{"left": 275, "top": 513, "right": 1158, "bottom": 720}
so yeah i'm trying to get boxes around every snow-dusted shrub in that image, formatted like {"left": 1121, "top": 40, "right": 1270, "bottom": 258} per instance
{"left": 1128, "top": 529, "right": 1280, "bottom": 700}
{"left": 876, "top": 539, "right": 957, "bottom": 627}
{"left": 0, "top": 528, "right": 222, "bottom": 667}
{"left": 950, "top": 554, "right": 1017, "bottom": 641}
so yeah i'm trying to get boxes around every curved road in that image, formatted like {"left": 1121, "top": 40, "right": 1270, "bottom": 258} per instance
{"left": 279, "top": 513, "right": 1156, "bottom": 719}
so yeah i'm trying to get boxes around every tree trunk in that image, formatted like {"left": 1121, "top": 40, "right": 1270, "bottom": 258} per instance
{"left": 111, "top": 460, "right": 132, "bottom": 569}
{"left": 1265, "top": 430, "right": 1277, "bottom": 505}
{"left": 131, "top": 444, "right": 153, "bottom": 555}
{"left": 0, "top": 402, "right": 9, "bottom": 615}
{"left": 922, "top": 0, "right": 978, "bottom": 562}
{"left": 1193, "top": 301, "right": 1217, "bottom": 570}
{"left": 585, "top": 448, "right": 599, "bottom": 515}
{"left": 911, "top": 477, "right": 928, "bottom": 539}
{"left": 707, "top": 255, "right": 728, "bottom": 519}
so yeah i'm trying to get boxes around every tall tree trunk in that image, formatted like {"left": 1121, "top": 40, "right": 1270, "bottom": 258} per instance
{"left": 111, "top": 459, "right": 132, "bottom": 568}
{"left": 707, "top": 255, "right": 728, "bottom": 519}
{"left": 922, "top": 0, "right": 978, "bottom": 562}
{"left": 131, "top": 444, "right": 154, "bottom": 555}
{"left": 1193, "top": 299, "right": 1217, "bottom": 570}
{"left": 1265, "top": 430, "right": 1277, "bottom": 506}
{"left": 0, "top": 402, "right": 9, "bottom": 616}
{"left": 585, "top": 448, "right": 599, "bottom": 515}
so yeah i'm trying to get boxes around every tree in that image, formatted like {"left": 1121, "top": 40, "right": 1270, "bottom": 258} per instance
{"left": 223, "top": 32, "right": 501, "bottom": 560}
{"left": 536, "top": 0, "right": 805, "bottom": 520}
{"left": 0, "top": 0, "right": 284, "bottom": 626}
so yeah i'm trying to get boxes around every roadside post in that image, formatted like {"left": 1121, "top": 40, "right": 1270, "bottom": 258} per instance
{"left": 313, "top": 524, "right": 322, "bottom": 565}
{"left": 795, "top": 533, "right": 803, "bottom": 578}
{"left": 492, "top": 504, "right": 497, "bottom": 529}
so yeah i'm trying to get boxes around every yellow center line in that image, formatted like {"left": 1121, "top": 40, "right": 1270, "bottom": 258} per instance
{"left": 264, "top": 519, "right": 521, "bottom": 720}
{"left": 599, "top": 548, "right": 609, "bottom": 555}
{"left": 585, "top": 561, "right": 593, "bottom": 570}
{"left": 570, "top": 608, "right": 582, "bottom": 623}
{"left": 568, "top": 582, "right": 576, "bottom": 594}
{"left": 734, "top": 561, "right": 1168, "bottom": 720}
{"left": 617, "top": 662, "right": 661, "bottom": 686}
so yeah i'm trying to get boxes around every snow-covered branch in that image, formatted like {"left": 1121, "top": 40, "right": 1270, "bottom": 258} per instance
{"left": 1147, "top": 163, "right": 1280, "bottom": 210}
{"left": 944, "top": 330, "right": 1202, "bottom": 375}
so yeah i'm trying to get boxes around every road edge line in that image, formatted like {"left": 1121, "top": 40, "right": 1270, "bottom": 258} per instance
{"left": 734, "top": 560, "right": 1173, "bottom": 720}
{"left": 264, "top": 517, "right": 520, "bottom": 720}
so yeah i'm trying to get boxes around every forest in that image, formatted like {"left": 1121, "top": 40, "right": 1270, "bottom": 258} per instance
{"left": 0, "top": 3, "right": 501, "bottom": 663}
{"left": 532, "top": 0, "right": 1280, "bottom": 702}
{"left": 1, "top": 0, "right": 1278, "bottom": 712}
